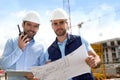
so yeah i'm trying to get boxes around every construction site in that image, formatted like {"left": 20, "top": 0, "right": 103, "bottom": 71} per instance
{"left": 0, "top": 0, "right": 120, "bottom": 80}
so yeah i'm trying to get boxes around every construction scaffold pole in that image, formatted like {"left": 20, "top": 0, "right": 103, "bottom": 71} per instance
{"left": 63, "top": 0, "right": 72, "bottom": 34}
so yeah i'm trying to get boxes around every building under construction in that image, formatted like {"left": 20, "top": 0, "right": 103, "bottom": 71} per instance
{"left": 91, "top": 38, "right": 120, "bottom": 79}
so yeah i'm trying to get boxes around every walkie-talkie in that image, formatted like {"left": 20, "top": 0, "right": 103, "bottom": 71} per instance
{"left": 17, "top": 24, "right": 22, "bottom": 35}
{"left": 17, "top": 24, "right": 29, "bottom": 43}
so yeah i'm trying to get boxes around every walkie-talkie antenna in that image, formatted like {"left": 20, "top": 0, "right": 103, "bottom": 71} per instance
{"left": 17, "top": 24, "right": 22, "bottom": 35}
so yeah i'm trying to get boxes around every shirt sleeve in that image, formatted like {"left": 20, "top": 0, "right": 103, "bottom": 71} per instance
{"left": 81, "top": 37, "right": 93, "bottom": 52}
{"left": 38, "top": 46, "right": 46, "bottom": 65}
{"left": 0, "top": 38, "right": 23, "bottom": 70}
{"left": 45, "top": 50, "right": 51, "bottom": 62}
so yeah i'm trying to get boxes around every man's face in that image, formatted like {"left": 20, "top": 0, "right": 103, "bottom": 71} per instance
{"left": 51, "top": 19, "right": 68, "bottom": 36}
{"left": 22, "top": 21, "right": 39, "bottom": 39}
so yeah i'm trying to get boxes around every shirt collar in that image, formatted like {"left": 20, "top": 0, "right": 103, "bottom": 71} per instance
{"left": 58, "top": 38, "right": 67, "bottom": 45}
{"left": 52, "top": 33, "right": 75, "bottom": 47}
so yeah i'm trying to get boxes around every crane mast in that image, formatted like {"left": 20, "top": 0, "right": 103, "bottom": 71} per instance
{"left": 63, "top": 0, "right": 72, "bottom": 34}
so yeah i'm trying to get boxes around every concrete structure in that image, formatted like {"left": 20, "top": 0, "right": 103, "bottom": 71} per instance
{"left": 92, "top": 38, "right": 120, "bottom": 75}
{"left": 94, "top": 38, "right": 120, "bottom": 63}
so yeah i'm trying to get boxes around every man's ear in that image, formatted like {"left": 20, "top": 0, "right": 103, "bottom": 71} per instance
{"left": 66, "top": 22, "right": 69, "bottom": 30}
{"left": 51, "top": 24, "right": 54, "bottom": 29}
{"left": 22, "top": 22, "right": 24, "bottom": 28}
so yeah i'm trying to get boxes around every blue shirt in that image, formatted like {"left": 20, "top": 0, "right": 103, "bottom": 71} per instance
{"left": 0, "top": 37, "right": 45, "bottom": 80}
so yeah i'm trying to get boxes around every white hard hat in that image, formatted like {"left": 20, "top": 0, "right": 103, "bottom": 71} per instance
{"left": 23, "top": 11, "right": 40, "bottom": 24}
{"left": 50, "top": 8, "right": 68, "bottom": 21}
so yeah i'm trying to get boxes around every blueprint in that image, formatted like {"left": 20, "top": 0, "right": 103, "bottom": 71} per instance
{"left": 31, "top": 44, "right": 91, "bottom": 80}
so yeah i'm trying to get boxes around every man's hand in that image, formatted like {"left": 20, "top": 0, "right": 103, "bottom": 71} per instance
{"left": 24, "top": 73, "right": 40, "bottom": 80}
{"left": 85, "top": 51, "right": 101, "bottom": 68}
{"left": 18, "top": 33, "right": 30, "bottom": 51}
{"left": 85, "top": 55, "right": 98, "bottom": 68}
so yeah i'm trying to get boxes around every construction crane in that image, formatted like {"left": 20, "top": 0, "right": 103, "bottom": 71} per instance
{"left": 63, "top": 0, "right": 72, "bottom": 34}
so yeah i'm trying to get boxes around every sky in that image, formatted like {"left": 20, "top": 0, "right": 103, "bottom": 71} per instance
{"left": 0, "top": 0, "right": 120, "bottom": 53}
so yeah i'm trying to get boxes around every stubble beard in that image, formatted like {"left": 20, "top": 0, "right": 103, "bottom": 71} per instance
{"left": 55, "top": 29, "right": 66, "bottom": 37}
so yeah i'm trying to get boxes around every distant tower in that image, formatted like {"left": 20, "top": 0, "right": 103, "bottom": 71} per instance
{"left": 63, "top": 0, "right": 72, "bottom": 34}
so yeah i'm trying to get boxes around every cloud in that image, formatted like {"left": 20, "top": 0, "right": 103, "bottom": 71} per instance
{"left": 70, "top": 3, "right": 120, "bottom": 43}
{"left": 11, "top": 10, "right": 27, "bottom": 18}
{"left": 100, "top": 3, "right": 113, "bottom": 10}
{"left": 0, "top": 11, "right": 27, "bottom": 53}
